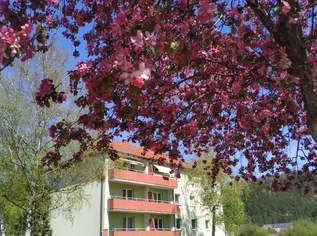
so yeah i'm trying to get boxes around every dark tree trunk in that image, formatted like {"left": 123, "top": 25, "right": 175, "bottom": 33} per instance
{"left": 212, "top": 205, "right": 216, "bottom": 236}
{"left": 247, "top": 0, "right": 317, "bottom": 143}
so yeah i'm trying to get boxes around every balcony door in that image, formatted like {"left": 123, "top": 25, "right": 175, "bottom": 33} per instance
{"left": 152, "top": 192, "right": 162, "bottom": 202}
{"left": 123, "top": 217, "right": 134, "bottom": 231}
{"left": 122, "top": 189, "right": 133, "bottom": 200}
{"left": 154, "top": 218, "right": 163, "bottom": 230}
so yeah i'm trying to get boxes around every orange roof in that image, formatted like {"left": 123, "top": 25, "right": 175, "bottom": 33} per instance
{"left": 110, "top": 141, "right": 184, "bottom": 167}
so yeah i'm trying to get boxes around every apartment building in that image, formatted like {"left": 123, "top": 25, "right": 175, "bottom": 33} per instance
{"left": 51, "top": 141, "right": 226, "bottom": 236}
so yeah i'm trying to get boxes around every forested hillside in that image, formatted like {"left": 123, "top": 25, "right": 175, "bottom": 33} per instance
{"left": 244, "top": 184, "right": 317, "bottom": 225}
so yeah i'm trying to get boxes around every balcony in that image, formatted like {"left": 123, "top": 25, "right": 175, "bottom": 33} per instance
{"left": 110, "top": 229, "right": 181, "bottom": 236}
{"left": 108, "top": 168, "right": 177, "bottom": 189}
{"left": 108, "top": 197, "right": 180, "bottom": 214}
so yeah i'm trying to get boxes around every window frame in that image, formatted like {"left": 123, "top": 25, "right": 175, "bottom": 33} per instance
{"left": 122, "top": 189, "right": 133, "bottom": 200}
{"left": 152, "top": 192, "right": 162, "bottom": 202}
{"left": 154, "top": 217, "right": 163, "bottom": 230}
{"left": 123, "top": 217, "right": 134, "bottom": 230}
{"left": 205, "top": 219, "right": 210, "bottom": 229}
{"left": 175, "top": 218, "right": 181, "bottom": 229}
{"left": 174, "top": 194, "right": 180, "bottom": 203}
{"left": 191, "top": 219, "right": 197, "bottom": 230}
{"left": 127, "top": 163, "right": 136, "bottom": 171}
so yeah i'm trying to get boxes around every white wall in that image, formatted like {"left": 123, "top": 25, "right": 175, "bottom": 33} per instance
{"left": 104, "top": 169, "right": 110, "bottom": 230}
{"left": 51, "top": 182, "right": 103, "bottom": 236}
{"left": 175, "top": 173, "right": 226, "bottom": 236}
{"left": 50, "top": 162, "right": 226, "bottom": 236}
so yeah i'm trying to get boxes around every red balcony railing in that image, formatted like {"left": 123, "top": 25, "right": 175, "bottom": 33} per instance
{"left": 109, "top": 229, "right": 181, "bottom": 236}
{"left": 108, "top": 197, "right": 180, "bottom": 214}
{"left": 108, "top": 168, "right": 177, "bottom": 188}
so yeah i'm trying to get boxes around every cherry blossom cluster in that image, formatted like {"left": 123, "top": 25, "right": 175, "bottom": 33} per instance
{"left": 2, "top": 0, "right": 317, "bottom": 191}
{"left": 36, "top": 79, "right": 66, "bottom": 107}
{"left": 0, "top": 1, "right": 59, "bottom": 70}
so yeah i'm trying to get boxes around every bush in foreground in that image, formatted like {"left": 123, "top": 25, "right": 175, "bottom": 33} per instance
{"left": 282, "top": 219, "right": 317, "bottom": 236}
{"left": 237, "top": 224, "right": 269, "bottom": 236}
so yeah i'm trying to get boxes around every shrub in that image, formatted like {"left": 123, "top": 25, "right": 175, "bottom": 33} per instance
{"left": 266, "top": 227, "right": 277, "bottom": 233}
{"left": 282, "top": 219, "right": 317, "bottom": 236}
{"left": 238, "top": 224, "right": 269, "bottom": 236}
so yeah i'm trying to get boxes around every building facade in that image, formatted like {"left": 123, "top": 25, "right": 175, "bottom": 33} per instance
{"left": 51, "top": 141, "right": 226, "bottom": 236}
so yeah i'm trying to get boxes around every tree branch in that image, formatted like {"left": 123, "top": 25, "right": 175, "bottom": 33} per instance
{"left": 245, "top": 0, "right": 274, "bottom": 32}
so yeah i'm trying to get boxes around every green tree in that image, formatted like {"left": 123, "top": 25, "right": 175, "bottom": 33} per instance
{"left": 220, "top": 177, "right": 248, "bottom": 235}
{"left": 186, "top": 153, "right": 247, "bottom": 236}
{"left": 245, "top": 183, "right": 317, "bottom": 225}
{"left": 0, "top": 43, "right": 104, "bottom": 236}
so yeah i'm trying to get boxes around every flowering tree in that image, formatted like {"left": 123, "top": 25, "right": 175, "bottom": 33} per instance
{"left": 2, "top": 0, "right": 317, "bottom": 190}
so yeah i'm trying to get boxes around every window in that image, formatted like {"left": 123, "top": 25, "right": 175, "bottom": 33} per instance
{"left": 191, "top": 219, "right": 197, "bottom": 230}
{"left": 122, "top": 189, "right": 133, "bottom": 199}
{"left": 127, "top": 163, "right": 135, "bottom": 171}
{"left": 154, "top": 218, "right": 163, "bottom": 230}
{"left": 153, "top": 165, "right": 159, "bottom": 173}
{"left": 205, "top": 220, "right": 210, "bottom": 229}
{"left": 153, "top": 192, "right": 162, "bottom": 202}
{"left": 174, "top": 194, "right": 180, "bottom": 203}
{"left": 175, "top": 218, "right": 181, "bottom": 229}
{"left": 123, "top": 217, "right": 134, "bottom": 230}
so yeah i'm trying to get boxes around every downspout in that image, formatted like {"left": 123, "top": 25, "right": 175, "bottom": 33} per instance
{"left": 99, "top": 179, "right": 104, "bottom": 236}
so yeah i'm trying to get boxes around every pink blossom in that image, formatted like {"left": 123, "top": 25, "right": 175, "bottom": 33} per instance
{"left": 21, "top": 23, "right": 32, "bottom": 37}
{"left": 232, "top": 81, "right": 241, "bottom": 95}
{"left": 208, "top": 47, "right": 219, "bottom": 56}
{"left": 47, "top": 15, "right": 55, "bottom": 27}
{"left": 144, "top": 31, "right": 157, "bottom": 46}
{"left": 77, "top": 62, "right": 91, "bottom": 73}
{"left": 183, "top": 67, "right": 194, "bottom": 78}
{"left": 49, "top": 125, "right": 57, "bottom": 138}
{"left": 120, "top": 72, "right": 130, "bottom": 85}
{"left": 0, "top": 1, "right": 8, "bottom": 14}
{"left": 0, "top": 43, "right": 4, "bottom": 63}
{"left": 36, "top": 79, "right": 55, "bottom": 107}
{"left": 76, "top": 12, "right": 86, "bottom": 26}
{"left": 280, "top": 71, "right": 288, "bottom": 79}
{"left": 281, "top": 1, "right": 291, "bottom": 15}
{"left": 131, "top": 30, "right": 144, "bottom": 49}
{"left": 37, "top": 79, "right": 54, "bottom": 97}
{"left": 56, "top": 92, "right": 67, "bottom": 103}
{"left": 9, "top": 38, "right": 20, "bottom": 55}
{"left": 47, "top": 0, "right": 59, "bottom": 5}
{"left": 132, "top": 6, "right": 142, "bottom": 20}
{"left": 259, "top": 109, "right": 273, "bottom": 119}
{"left": 131, "top": 62, "right": 151, "bottom": 81}
{"left": 115, "top": 12, "right": 126, "bottom": 26}
{"left": 311, "top": 41, "right": 317, "bottom": 52}
{"left": 132, "top": 76, "right": 145, "bottom": 88}
{"left": 198, "top": 0, "right": 215, "bottom": 23}
{"left": 0, "top": 26, "right": 16, "bottom": 44}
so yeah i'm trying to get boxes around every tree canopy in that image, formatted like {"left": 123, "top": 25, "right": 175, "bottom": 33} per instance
{"left": 245, "top": 182, "right": 317, "bottom": 225}
{"left": 2, "top": 0, "right": 317, "bottom": 188}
